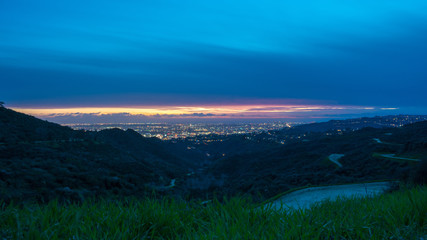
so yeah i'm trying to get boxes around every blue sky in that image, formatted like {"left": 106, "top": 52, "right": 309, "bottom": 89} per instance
{"left": 1, "top": 0, "right": 427, "bottom": 120}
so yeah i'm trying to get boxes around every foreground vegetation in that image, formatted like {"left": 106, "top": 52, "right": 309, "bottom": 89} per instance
{"left": 1, "top": 186, "right": 426, "bottom": 239}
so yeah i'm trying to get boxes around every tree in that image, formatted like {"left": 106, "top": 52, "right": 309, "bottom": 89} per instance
{"left": 0, "top": 101, "right": 4, "bottom": 108}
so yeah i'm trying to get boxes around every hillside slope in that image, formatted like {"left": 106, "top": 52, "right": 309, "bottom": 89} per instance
{"left": 0, "top": 107, "right": 194, "bottom": 202}
{"left": 1, "top": 107, "right": 426, "bottom": 202}
{"left": 209, "top": 121, "right": 427, "bottom": 200}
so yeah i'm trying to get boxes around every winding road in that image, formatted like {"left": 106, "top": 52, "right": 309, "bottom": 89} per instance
{"left": 379, "top": 154, "right": 420, "bottom": 162}
{"left": 328, "top": 154, "right": 344, "bottom": 167}
{"left": 264, "top": 181, "right": 395, "bottom": 211}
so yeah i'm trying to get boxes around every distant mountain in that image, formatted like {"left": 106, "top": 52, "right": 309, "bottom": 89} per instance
{"left": 92, "top": 128, "right": 197, "bottom": 168}
{"left": 278, "top": 115, "right": 427, "bottom": 134}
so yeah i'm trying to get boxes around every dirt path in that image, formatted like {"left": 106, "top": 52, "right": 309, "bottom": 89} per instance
{"left": 265, "top": 181, "right": 395, "bottom": 211}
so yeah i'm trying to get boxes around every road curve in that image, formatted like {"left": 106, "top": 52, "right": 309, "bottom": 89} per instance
{"left": 265, "top": 181, "right": 395, "bottom": 211}
{"left": 328, "top": 154, "right": 344, "bottom": 167}
{"left": 379, "top": 154, "right": 420, "bottom": 162}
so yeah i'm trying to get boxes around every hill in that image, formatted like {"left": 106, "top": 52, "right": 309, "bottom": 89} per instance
{"left": 279, "top": 115, "right": 427, "bottom": 133}
{"left": 1, "top": 107, "right": 426, "bottom": 202}
{"left": 0, "top": 107, "right": 198, "bottom": 203}
{"left": 208, "top": 121, "right": 427, "bottom": 200}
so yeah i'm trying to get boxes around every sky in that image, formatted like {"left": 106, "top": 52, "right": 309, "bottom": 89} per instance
{"left": 1, "top": 0, "right": 427, "bottom": 122}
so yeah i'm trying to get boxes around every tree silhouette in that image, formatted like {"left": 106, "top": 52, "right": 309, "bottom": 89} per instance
{"left": 0, "top": 101, "right": 4, "bottom": 108}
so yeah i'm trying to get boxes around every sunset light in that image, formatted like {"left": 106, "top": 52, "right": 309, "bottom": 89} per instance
{"left": 11, "top": 104, "right": 398, "bottom": 123}
{"left": 1, "top": 1, "right": 426, "bottom": 237}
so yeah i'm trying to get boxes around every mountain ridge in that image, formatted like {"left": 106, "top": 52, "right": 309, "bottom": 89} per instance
{"left": 0, "top": 107, "right": 425, "bottom": 203}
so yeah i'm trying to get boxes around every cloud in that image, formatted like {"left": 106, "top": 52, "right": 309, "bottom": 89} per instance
{"left": 38, "top": 112, "right": 231, "bottom": 124}
{"left": 12, "top": 103, "right": 405, "bottom": 124}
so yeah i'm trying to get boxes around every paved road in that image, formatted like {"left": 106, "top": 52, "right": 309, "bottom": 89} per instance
{"left": 265, "top": 181, "right": 394, "bottom": 211}
{"left": 379, "top": 154, "right": 420, "bottom": 162}
{"left": 328, "top": 154, "right": 344, "bottom": 167}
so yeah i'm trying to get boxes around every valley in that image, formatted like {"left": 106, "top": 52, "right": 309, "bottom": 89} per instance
{"left": 266, "top": 181, "right": 395, "bottom": 210}
{"left": 1, "top": 106, "right": 426, "bottom": 203}
{"left": 1, "top": 106, "right": 426, "bottom": 239}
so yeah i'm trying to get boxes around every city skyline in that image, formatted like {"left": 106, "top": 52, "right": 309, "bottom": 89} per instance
{"left": 63, "top": 115, "right": 427, "bottom": 141}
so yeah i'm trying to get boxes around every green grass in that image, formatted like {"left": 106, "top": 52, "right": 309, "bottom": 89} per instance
{"left": 1, "top": 187, "right": 426, "bottom": 239}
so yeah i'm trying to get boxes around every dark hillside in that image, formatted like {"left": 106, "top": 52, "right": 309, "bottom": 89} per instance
{"left": 209, "top": 122, "right": 427, "bottom": 200}
{"left": 387, "top": 121, "right": 427, "bottom": 154}
{"left": 1, "top": 107, "right": 426, "bottom": 203}
{"left": 93, "top": 128, "right": 197, "bottom": 168}
{"left": 0, "top": 108, "right": 191, "bottom": 203}
{"left": 277, "top": 116, "right": 427, "bottom": 134}
{"left": 0, "top": 107, "right": 75, "bottom": 143}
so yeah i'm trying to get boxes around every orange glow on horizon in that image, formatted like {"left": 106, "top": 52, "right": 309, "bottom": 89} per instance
{"left": 11, "top": 104, "right": 383, "bottom": 119}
